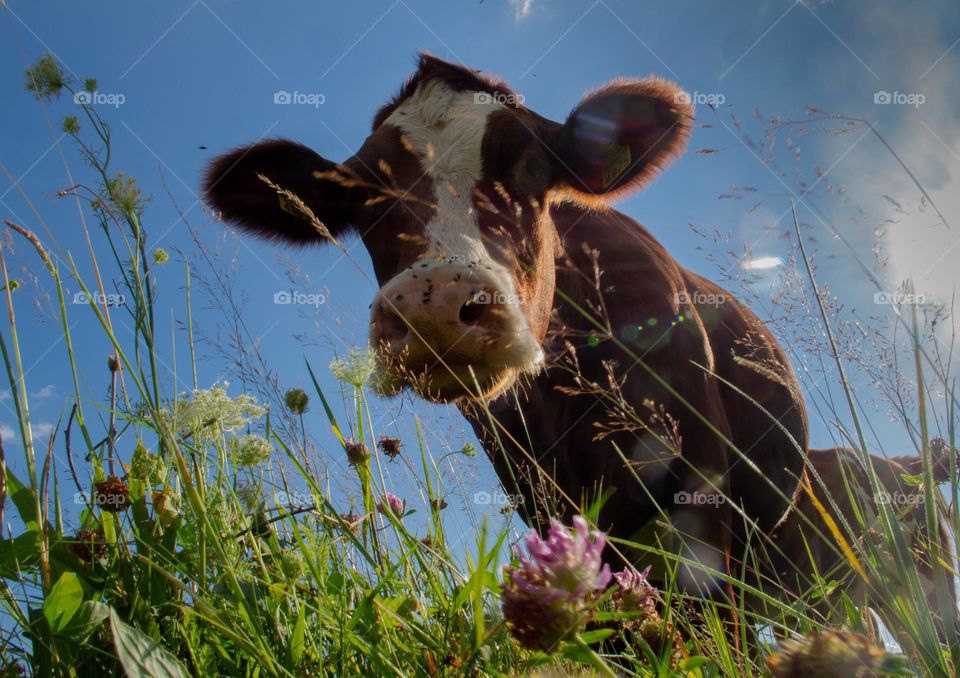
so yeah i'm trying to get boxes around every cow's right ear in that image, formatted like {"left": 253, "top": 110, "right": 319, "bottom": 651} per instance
{"left": 203, "top": 139, "right": 363, "bottom": 245}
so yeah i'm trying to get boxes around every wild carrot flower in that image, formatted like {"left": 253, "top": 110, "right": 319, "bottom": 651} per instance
{"left": 330, "top": 347, "right": 377, "bottom": 388}
{"left": 377, "top": 492, "right": 404, "bottom": 517}
{"left": 233, "top": 434, "right": 272, "bottom": 467}
{"left": 500, "top": 515, "right": 611, "bottom": 651}
{"left": 163, "top": 382, "right": 266, "bottom": 441}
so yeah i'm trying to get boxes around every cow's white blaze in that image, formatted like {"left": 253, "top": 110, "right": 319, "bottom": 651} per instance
{"left": 382, "top": 79, "right": 543, "bottom": 372}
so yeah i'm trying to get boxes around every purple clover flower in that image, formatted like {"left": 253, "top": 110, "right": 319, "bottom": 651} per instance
{"left": 613, "top": 564, "right": 660, "bottom": 615}
{"left": 501, "top": 515, "right": 611, "bottom": 651}
{"left": 377, "top": 492, "right": 404, "bottom": 516}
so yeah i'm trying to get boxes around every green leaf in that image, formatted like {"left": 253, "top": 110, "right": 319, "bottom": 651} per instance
{"left": 290, "top": 602, "right": 305, "bottom": 666}
{"left": 0, "top": 530, "right": 40, "bottom": 577}
{"left": 5, "top": 467, "right": 38, "bottom": 529}
{"left": 681, "top": 656, "right": 712, "bottom": 672}
{"left": 43, "top": 572, "right": 83, "bottom": 632}
{"left": 574, "top": 628, "right": 614, "bottom": 645}
{"left": 60, "top": 600, "right": 110, "bottom": 643}
{"left": 110, "top": 607, "right": 190, "bottom": 678}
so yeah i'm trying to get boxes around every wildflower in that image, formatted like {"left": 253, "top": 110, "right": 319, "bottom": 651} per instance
{"left": 284, "top": 387, "right": 310, "bottom": 415}
{"left": 93, "top": 476, "right": 130, "bottom": 513}
{"left": 501, "top": 515, "right": 611, "bottom": 651}
{"left": 460, "top": 442, "right": 477, "bottom": 458}
{"left": 60, "top": 115, "right": 81, "bottom": 135}
{"left": 152, "top": 247, "right": 169, "bottom": 264}
{"left": 377, "top": 435, "right": 402, "bottom": 460}
{"left": 105, "top": 172, "right": 147, "bottom": 219}
{"left": 234, "top": 434, "right": 272, "bottom": 467}
{"left": 24, "top": 53, "right": 71, "bottom": 101}
{"left": 344, "top": 438, "right": 370, "bottom": 466}
{"left": 611, "top": 565, "right": 677, "bottom": 650}
{"left": 613, "top": 565, "right": 659, "bottom": 614}
{"left": 330, "top": 347, "right": 377, "bottom": 388}
{"left": 767, "top": 629, "right": 894, "bottom": 678}
{"left": 377, "top": 492, "right": 404, "bottom": 517}
{"left": 152, "top": 488, "right": 181, "bottom": 528}
{"left": 163, "top": 383, "right": 266, "bottom": 441}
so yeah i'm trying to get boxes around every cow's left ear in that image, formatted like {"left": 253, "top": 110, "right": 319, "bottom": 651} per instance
{"left": 551, "top": 78, "right": 694, "bottom": 200}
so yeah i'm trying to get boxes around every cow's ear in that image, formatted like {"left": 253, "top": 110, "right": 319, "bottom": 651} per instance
{"left": 551, "top": 78, "right": 694, "bottom": 200}
{"left": 203, "top": 139, "right": 364, "bottom": 245}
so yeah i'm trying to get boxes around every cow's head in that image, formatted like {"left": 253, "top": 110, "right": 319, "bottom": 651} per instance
{"left": 204, "top": 54, "right": 692, "bottom": 402}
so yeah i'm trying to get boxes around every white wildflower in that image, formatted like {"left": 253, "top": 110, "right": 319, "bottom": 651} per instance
{"left": 329, "top": 347, "right": 377, "bottom": 388}
{"left": 163, "top": 382, "right": 267, "bottom": 441}
{"left": 233, "top": 434, "right": 272, "bottom": 467}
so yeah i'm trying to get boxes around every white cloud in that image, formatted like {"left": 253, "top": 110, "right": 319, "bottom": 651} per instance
{"left": 810, "top": 0, "right": 960, "bottom": 353}
{"left": 32, "top": 422, "right": 55, "bottom": 441}
{"left": 0, "top": 422, "right": 55, "bottom": 444}
{"left": 509, "top": 0, "right": 535, "bottom": 22}
{"left": 0, "top": 423, "right": 15, "bottom": 442}
{"left": 31, "top": 384, "right": 55, "bottom": 399}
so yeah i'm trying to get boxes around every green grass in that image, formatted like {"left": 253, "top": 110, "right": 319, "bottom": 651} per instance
{"left": 1, "top": 53, "right": 957, "bottom": 677}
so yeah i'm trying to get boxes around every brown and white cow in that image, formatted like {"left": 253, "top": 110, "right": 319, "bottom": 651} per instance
{"left": 202, "top": 54, "right": 952, "bottom": 617}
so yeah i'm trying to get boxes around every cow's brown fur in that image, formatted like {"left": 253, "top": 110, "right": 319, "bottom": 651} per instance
{"left": 202, "top": 54, "right": 956, "bottom": 622}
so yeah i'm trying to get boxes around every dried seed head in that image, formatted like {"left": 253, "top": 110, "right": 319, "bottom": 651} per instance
{"left": 93, "top": 476, "right": 130, "bottom": 513}
{"left": 284, "top": 387, "right": 310, "bottom": 415}
{"left": 377, "top": 435, "right": 402, "bottom": 460}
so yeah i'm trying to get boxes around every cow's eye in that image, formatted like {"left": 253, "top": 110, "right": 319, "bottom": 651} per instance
{"left": 524, "top": 155, "right": 545, "bottom": 178}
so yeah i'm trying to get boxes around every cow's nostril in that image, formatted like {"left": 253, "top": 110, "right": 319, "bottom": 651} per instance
{"left": 459, "top": 296, "right": 488, "bottom": 325}
{"left": 379, "top": 308, "right": 409, "bottom": 342}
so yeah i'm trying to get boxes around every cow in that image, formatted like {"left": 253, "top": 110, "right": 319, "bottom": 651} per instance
{"left": 763, "top": 444, "right": 958, "bottom": 637}
{"left": 202, "top": 54, "right": 955, "bottom": 628}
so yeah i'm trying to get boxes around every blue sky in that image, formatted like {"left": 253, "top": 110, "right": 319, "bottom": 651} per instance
{"left": 1, "top": 0, "right": 958, "bottom": 543}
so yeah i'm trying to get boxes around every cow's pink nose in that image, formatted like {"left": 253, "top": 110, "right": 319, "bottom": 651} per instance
{"left": 370, "top": 264, "right": 512, "bottom": 357}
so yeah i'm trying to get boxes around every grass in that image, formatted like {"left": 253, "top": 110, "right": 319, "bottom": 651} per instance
{"left": 0, "top": 53, "right": 957, "bottom": 677}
